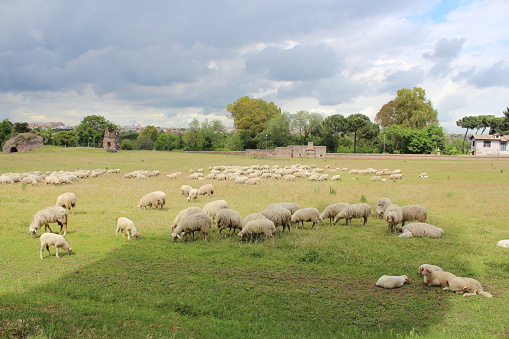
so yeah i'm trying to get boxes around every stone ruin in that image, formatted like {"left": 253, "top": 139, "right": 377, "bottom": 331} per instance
{"left": 2, "top": 133, "right": 44, "bottom": 153}
{"left": 103, "top": 128, "right": 120, "bottom": 152}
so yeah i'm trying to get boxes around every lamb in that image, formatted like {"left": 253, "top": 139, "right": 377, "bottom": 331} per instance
{"left": 216, "top": 209, "right": 243, "bottom": 238}
{"left": 401, "top": 205, "right": 427, "bottom": 225}
{"left": 399, "top": 223, "right": 443, "bottom": 238}
{"left": 291, "top": 208, "right": 322, "bottom": 230}
{"left": 29, "top": 206, "right": 69, "bottom": 237}
{"left": 55, "top": 192, "right": 77, "bottom": 212}
{"left": 187, "top": 188, "right": 199, "bottom": 203}
{"left": 267, "top": 202, "right": 301, "bottom": 215}
{"left": 333, "top": 203, "right": 371, "bottom": 226}
{"left": 137, "top": 191, "right": 166, "bottom": 209}
{"left": 261, "top": 207, "right": 292, "bottom": 232}
{"left": 238, "top": 219, "right": 276, "bottom": 242}
{"left": 116, "top": 217, "right": 140, "bottom": 240}
{"left": 39, "top": 233, "right": 72, "bottom": 259}
{"left": 242, "top": 213, "right": 268, "bottom": 228}
{"left": 171, "top": 207, "right": 205, "bottom": 230}
{"left": 384, "top": 204, "right": 403, "bottom": 232}
{"left": 376, "top": 198, "right": 392, "bottom": 218}
{"left": 180, "top": 185, "right": 193, "bottom": 196}
{"left": 203, "top": 200, "right": 228, "bottom": 224}
{"left": 320, "top": 203, "right": 350, "bottom": 225}
{"left": 418, "top": 264, "right": 444, "bottom": 284}
{"left": 420, "top": 268, "right": 456, "bottom": 287}
{"left": 245, "top": 177, "right": 261, "bottom": 185}
{"left": 376, "top": 275, "right": 411, "bottom": 289}
{"left": 198, "top": 184, "right": 214, "bottom": 197}
{"left": 444, "top": 277, "right": 493, "bottom": 298}
{"left": 171, "top": 212, "right": 212, "bottom": 241}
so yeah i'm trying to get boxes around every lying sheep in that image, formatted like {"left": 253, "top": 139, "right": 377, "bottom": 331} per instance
{"left": 40, "top": 233, "right": 72, "bottom": 259}
{"left": 138, "top": 191, "right": 167, "bottom": 210}
{"left": 261, "top": 207, "right": 292, "bottom": 232}
{"left": 401, "top": 205, "right": 427, "bottom": 225}
{"left": 418, "top": 264, "right": 444, "bottom": 284}
{"left": 496, "top": 240, "right": 509, "bottom": 248}
{"left": 116, "top": 217, "right": 140, "bottom": 240}
{"left": 320, "top": 203, "right": 350, "bottom": 225}
{"left": 267, "top": 202, "right": 300, "bottom": 215}
{"left": 198, "top": 184, "right": 214, "bottom": 197}
{"left": 420, "top": 268, "right": 456, "bottom": 287}
{"left": 171, "top": 212, "right": 212, "bottom": 241}
{"left": 376, "top": 275, "right": 411, "bottom": 289}
{"left": 29, "top": 206, "right": 69, "bottom": 237}
{"left": 399, "top": 223, "right": 443, "bottom": 238}
{"left": 376, "top": 198, "right": 392, "bottom": 218}
{"left": 216, "top": 209, "right": 243, "bottom": 238}
{"left": 444, "top": 277, "right": 493, "bottom": 297}
{"left": 187, "top": 188, "right": 199, "bottom": 203}
{"left": 56, "top": 192, "right": 77, "bottom": 212}
{"left": 291, "top": 208, "right": 322, "bottom": 230}
{"left": 203, "top": 200, "right": 228, "bottom": 224}
{"left": 171, "top": 207, "right": 205, "bottom": 230}
{"left": 180, "top": 185, "right": 193, "bottom": 196}
{"left": 384, "top": 204, "right": 403, "bottom": 232}
{"left": 333, "top": 203, "right": 371, "bottom": 226}
{"left": 238, "top": 219, "right": 276, "bottom": 242}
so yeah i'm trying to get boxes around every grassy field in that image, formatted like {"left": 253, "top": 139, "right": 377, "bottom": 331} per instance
{"left": 1, "top": 146, "right": 509, "bottom": 338}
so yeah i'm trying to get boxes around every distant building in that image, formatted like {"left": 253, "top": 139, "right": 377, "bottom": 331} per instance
{"left": 469, "top": 134, "right": 509, "bottom": 156}
{"left": 246, "top": 142, "right": 326, "bottom": 158}
{"left": 103, "top": 128, "right": 120, "bottom": 152}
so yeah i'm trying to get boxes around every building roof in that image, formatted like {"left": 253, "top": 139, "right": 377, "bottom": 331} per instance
{"left": 469, "top": 134, "right": 509, "bottom": 141}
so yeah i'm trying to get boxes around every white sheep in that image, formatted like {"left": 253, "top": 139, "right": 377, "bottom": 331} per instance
{"left": 39, "top": 233, "right": 72, "bottom": 259}
{"left": 376, "top": 198, "right": 392, "bottom": 218}
{"left": 420, "top": 268, "right": 456, "bottom": 287}
{"left": 320, "top": 203, "right": 350, "bottom": 225}
{"left": 116, "top": 217, "right": 140, "bottom": 240}
{"left": 55, "top": 192, "right": 77, "bottom": 212}
{"left": 261, "top": 207, "right": 292, "bottom": 232}
{"left": 180, "top": 185, "right": 193, "bottom": 196}
{"left": 171, "top": 212, "right": 212, "bottom": 241}
{"left": 384, "top": 204, "right": 403, "bottom": 232}
{"left": 187, "top": 188, "right": 199, "bottom": 203}
{"left": 29, "top": 206, "right": 69, "bottom": 237}
{"left": 376, "top": 275, "right": 411, "bottom": 289}
{"left": 198, "top": 184, "right": 214, "bottom": 197}
{"left": 444, "top": 277, "right": 493, "bottom": 297}
{"left": 418, "top": 264, "right": 444, "bottom": 284}
{"left": 291, "top": 208, "right": 322, "bottom": 230}
{"left": 216, "top": 209, "right": 243, "bottom": 238}
{"left": 242, "top": 213, "right": 268, "bottom": 228}
{"left": 138, "top": 191, "right": 167, "bottom": 209}
{"left": 400, "top": 223, "right": 443, "bottom": 238}
{"left": 203, "top": 200, "right": 228, "bottom": 224}
{"left": 238, "top": 219, "right": 276, "bottom": 242}
{"left": 497, "top": 239, "right": 509, "bottom": 248}
{"left": 267, "top": 202, "right": 301, "bottom": 215}
{"left": 171, "top": 206, "right": 205, "bottom": 230}
{"left": 401, "top": 205, "right": 427, "bottom": 225}
{"left": 317, "top": 174, "right": 329, "bottom": 181}
{"left": 245, "top": 177, "right": 261, "bottom": 185}
{"left": 333, "top": 203, "right": 371, "bottom": 226}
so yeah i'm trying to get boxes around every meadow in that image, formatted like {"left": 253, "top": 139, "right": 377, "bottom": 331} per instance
{"left": 1, "top": 146, "right": 509, "bottom": 338}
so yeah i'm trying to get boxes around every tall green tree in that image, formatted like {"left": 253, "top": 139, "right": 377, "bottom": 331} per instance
{"left": 14, "top": 122, "right": 31, "bottom": 133}
{"left": 138, "top": 126, "right": 159, "bottom": 143}
{"left": 290, "top": 111, "right": 323, "bottom": 145}
{"left": 54, "top": 131, "right": 78, "bottom": 147}
{"left": 183, "top": 119, "right": 202, "bottom": 151}
{"left": 456, "top": 116, "right": 480, "bottom": 153}
{"left": 0, "top": 119, "right": 13, "bottom": 145}
{"left": 346, "top": 113, "right": 371, "bottom": 153}
{"left": 75, "top": 115, "right": 117, "bottom": 146}
{"left": 154, "top": 132, "right": 177, "bottom": 151}
{"left": 319, "top": 114, "right": 348, "bottom": 152}
{"left": 495, "top": 108, "right": 509, "bottom": 134}
{"left": 255, "top": 113, "right": 293, "bottom": 149}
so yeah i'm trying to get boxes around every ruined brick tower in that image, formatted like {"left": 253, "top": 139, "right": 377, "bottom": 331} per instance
{"left": 102, "top": 128, "right": 120, "bottom": 152}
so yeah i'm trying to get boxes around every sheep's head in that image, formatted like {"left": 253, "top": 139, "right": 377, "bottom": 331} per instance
{"left": 132, "top": 232, "right": 140, "bottom": 239}
{"left": 171, "top": 232, "right": 180, "bottom": 241}
{"left": 404, "top": 276, "right": 412, "bottom": 283}
{"left": 66, "top": 247, "right": 73, "bottom": 254}
{"left": 29, "top": 228, "right": 37, "bottom": 238}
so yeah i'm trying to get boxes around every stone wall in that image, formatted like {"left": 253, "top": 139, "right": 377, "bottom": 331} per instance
{"left": 2, "top": 133, "right": 44, "bottom": 153}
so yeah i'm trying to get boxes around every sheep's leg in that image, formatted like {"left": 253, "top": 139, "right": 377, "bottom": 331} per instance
{"left": 45, "top": 223, "right": 55, "bottom": 233}
{"left": 55, "top": 247, "right": 60, "bottom": 258}
{"left": 363, "top": 217, "right": 368, "bottom": 225}
{"left": 127, "top": 230, "right": 131, "bottom": 240}
{"left": 45, "top": 244, "right": 51, "bottom": 257}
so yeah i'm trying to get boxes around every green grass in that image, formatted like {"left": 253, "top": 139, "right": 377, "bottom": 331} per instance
{"left": 1, "top": 146, "right": 509, "bottom": 338}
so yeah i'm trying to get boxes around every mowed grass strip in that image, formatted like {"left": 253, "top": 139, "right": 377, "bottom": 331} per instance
{"left": 1, "top": 146, "right": 509, "bottom": 338}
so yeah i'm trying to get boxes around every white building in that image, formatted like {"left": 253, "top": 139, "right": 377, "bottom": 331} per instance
{"left": 469, "top": 134, "right": 509, "bottom": 156}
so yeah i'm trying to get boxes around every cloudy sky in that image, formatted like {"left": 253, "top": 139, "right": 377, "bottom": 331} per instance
{"left": 1, "top": 0, "right": 508, "bottom": 133}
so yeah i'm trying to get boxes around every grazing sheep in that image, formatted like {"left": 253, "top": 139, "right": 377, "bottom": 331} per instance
{"left": 171, "top": 206, "right": 205, "bottom": 230}
{"left": 401, "top": 205, "right": 427, "bottom": 225}
{"left": 389, "top": 173, "right": 403, "bottom": 180}
{"left": 29, "top": 206, "right": 69, "bottom": 237}
{"left": 370, "top": 176, "right": 382, "bottom": 182}
{"left": 138, "top": 191, "right": 166, "bottom": 210}
{"left": 376, "top": 198, "right": 392, "bottom": 218}
{"left": 418, "top": 264, "right": 444, "bottom": 284}
{"left": 419, "top": 172, "right": 428, "bottom": 178}
{"left": 203, "top": 200, "right": 228, "bottom": 224}
{"left": 216, "top": 209, "right": 243, "bottom": 238}
{"left": 242, "top": 213, "right": 268, "bottom": 228}
{"left": 384, "top": 204, "right": 403, "bottom": 232}
{"left": 317, "top": 174, "right": 329, "bottom": 181}
{"left": 320, "top": 203, "right": 350, "bottom": 225}
{"left": 116, "top": 217, "right": 140, "bottom": 240}
{"left": 376, "top": 275, "right": 411, "bottom": 289}
{"left": 291, "top": 208, "right": 322, "bottom": 229}
{"left": 333, "top": 203, "right": 371, "bottom": 226}
{"left": 420, "top": 268, "right": 456, "bottom": 287}
{"left": 283, "top": 174, "right": 296, "bottom": 181}
{"left": 180, "top": 185, "right": 193, "bottom": 196}
{"left": 331, "top": 175, "right": 341, "bottom": 181}
{"left": 267, "top": 202, "right": 301, "bottom": 215}
{"left": 238, "top": 219, "right": 276, "bottom": 242}
{"left": 55, "top": 192, "right": 77, "bottom": 212}
{"left": 40, "top": 233, "right": 72, "bottom": 259}
{"left": 261, "top": 207, "right": 292, "bottom": 232}
{"left": 198, "top": 184, "right": 214, "bottom": 197}
{"left": 171, "top": 212, "right": 212, "bottom": 241}
{"left": 245, "top": 177, "right": 261, "bottom": 185}
{"left": 444, "top": 277, "right": 493, "bottom": 298}
{"left": 496, "top": 240, "right": 509, "bottom": 248}
{"left": 187, "top": 188, "right": 199, "bottom": 203}
{"left": 400, "top": 223, "right": 443, "bottom": 238}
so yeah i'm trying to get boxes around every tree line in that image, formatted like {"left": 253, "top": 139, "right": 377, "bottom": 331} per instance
{"left": 1, "top": 88, "right": 507, "bottom": 154}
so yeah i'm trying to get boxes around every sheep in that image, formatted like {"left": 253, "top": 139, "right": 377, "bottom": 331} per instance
{"left": 242, "top": 213, "right": 268, "bottom": 228}
{"left": 245, "top": 177, "right": 261, "bottom": 185}
{"left": 389, "top": 173, "right": 403, "bottom": 180}
{"left": 419, "top": 172, "right": 429, "bottom": 179}
{"left": 291, "top": 208, "right": 322, "bottom": 230}
{"left": 376, "top": 275, "right": 411, "bottom": 289}
{"left": 418, "top": 264, "right": 444, "bottom": 284}
{"left": 238, "top": 219, "right": 276, "bottom": 242}
{"left": 180, "top": 185, "right": 193, "bottom": 196}
{"left": 496, "top": 240, "right": 509, "bottom": 248}
{"left": 137, "top": 191, "right": 166, "bottom": 210}
{"left": 187, "top": 188, "right": 199, "bottom": 203}
{"left": 29, "top": 206, "right": 69, "bottom": 237}
{"left": 216, "top": 209, "right": 243, "bottom": 238}
{"left": 320, "top": 203, "right": 350, "bottom": 225}
{"left": 203, "top": 200, "right": 228, "bottom": 224}
{"left": 39, "top": 233, "right": 72, "bottom": 259}
{"left": 444, "top": 277, "right": 493, "bottom": 297}
{"left": 333, "top": 203, "right": 371, "bottom": 226}
{"left": 384, "top": 204, "right": 403, "bottom": 232}
{"left": 283, "top": 174, "right": 296, "bottom": 181}
{"left": 331, "top": 175, "right": 341, "bottom": 181}
{"left": 171, "top": 212, "right": 212, "bottom": 241}
{"left": 267, "top": 202, "right": 301, "bottom": 215}
{"left": 261, "top": 207, "right": 292, "bottom": 232}
{"left": 198, "top": 184, "right": 214, "bottom": 197}
{"left": 401, "top": 205, "right": 428, "bottom": 225}
{"left": 317, "top": 174, "right": 329, "bottom": 181}
{"left": 375, "top": 198, "right": 392, "bottom": 218}
{"left": 171, "top": 207, "right": 205, "bottom": 231}
{"left": 420, "top": 268, "right": 456, "bottom": 287}
{"left": 55, "top": 192, "right": 77, "bottom": 212}
{"left": 399, "top": 223, "right": 443, "bottom": 238}
{"left": 116, "top": 217, "right": 140, "bottom": 240}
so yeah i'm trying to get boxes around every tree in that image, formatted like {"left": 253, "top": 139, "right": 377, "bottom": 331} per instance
{"left": 290, "top": 111, "right": 323, "bottom": 145}
{"left": 13, "top": 122, "right": 31, "bottom": 133}
{"left": 182, "top": 119, "right": 202, "bottom": 151}
{"left": 138, "top": 126, "right": 159, "bottom": 143}
{"left": 75, "top": 115, "right": 117, "bottom": 146}
{"left": 154, "top": 132, "right": 177, "bottom": 151}
{"left": 54, "top": 131, "right": 78, "bottom": 147}
{"left": 319, "top": 114, "right": 348, "bottom": 152}
{"left": 0, "top": 119, "right": 13, "bottom": 146}
{"left": 346, "top": 113, "right": 370, "bottom": 153}
{"left": 456, "top": 116, "right": 480, "bottom": 153}
{"left": 376, "top": 87, "right": 438, "bottom": 129}
{"left": 495, "top": 108, "right": 509, "bottom": 134}
{"left": 254, "top": 113, "right": 293, "bottom": 149}
{"left": 227, "top": 96, "right": 281, "bottom": 137}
